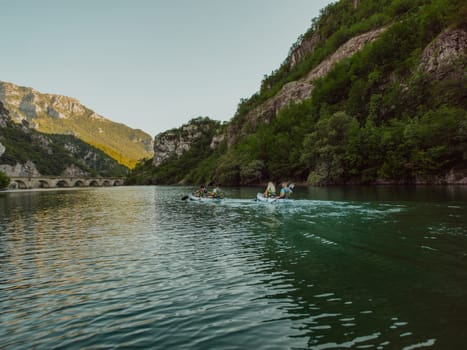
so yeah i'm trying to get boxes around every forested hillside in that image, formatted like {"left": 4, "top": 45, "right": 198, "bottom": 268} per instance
{"left": 131, "top": 0, "right": 467, "bottom": 185}
{"left": 0, "top": 102, "right": 128, "bottom": 177}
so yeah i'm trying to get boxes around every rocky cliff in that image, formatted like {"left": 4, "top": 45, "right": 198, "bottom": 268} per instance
{"left": 139, "top": 0, "right": 466, "bottom": 186}
{"left": 419, "top": 28, "right": 467, "bottom": 79}
{"left": 288, "top": 30, "right": 321, "bottom": 69}
{"left": 0, "top": 81, "right": 154, "bottom": 168}
{"left": 153, "top": 117, "right": 222, "bottom": 166}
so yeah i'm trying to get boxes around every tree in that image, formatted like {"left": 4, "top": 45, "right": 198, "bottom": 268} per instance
{"left": 240, "top": 160, "right": 265, "bottom": 184}
{"left": 301, "top": 111, "right": 359, "bottom": 184}
{"left": 0, "top": 171, "right": 10, "bottom": 190}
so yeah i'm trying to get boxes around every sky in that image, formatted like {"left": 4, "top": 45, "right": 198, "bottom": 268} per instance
{"left": 0, "top": 0, "right": 334, "bottom": 136}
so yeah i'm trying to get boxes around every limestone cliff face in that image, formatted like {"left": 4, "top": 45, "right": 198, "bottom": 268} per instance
{"left": 0, "top": 82, "right": 89, "bottom": 122}
{"left": 46, "top": 94, "right": 86, "bottom": 116}
{"left": 0, "top": 160, "right": 41, "bottom": 177}
{"left": 288, "top": 30, "right": 321, "bottom": 69}
{"left": 419, "top": 28, "right": 467, "bottom": 79}
{"left": 153, "top": 117, "right": 221, "bottom": 167}
{"left": 0, "top": 81, "right": 153, "bottom": 168}
{"left": 0, "top": 100, "right": 10, "bottom": 128}
{"left": 153, "top": 131, "right": 190, "bottom": 167}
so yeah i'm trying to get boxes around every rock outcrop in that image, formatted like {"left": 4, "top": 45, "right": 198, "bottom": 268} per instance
{"left": 0, "top": 101, "right": 10, "bottom": 128}
{"left": 0, "top": 142, "right": 5, "bottom": 157}
{"left": 227, "top": 26, "right": 388, "bottom": 146}
{"left": 288, "top": 30, "right": 321, "bottom": 69}
{"left": 0, "top": 160, "right": 41, "bottom": 177}
{"left": 420, "top": 28, "right": 467, "bottom": 79}
{"left": 0, "top": 82, "right": 86, "bottom": 122}
{"left": 210, "top": 134, "right": 225, "bottom": 150}
{"left": 61, "top": 164, "right": 90, "bottom": 177}
{"left": 153, "top": 117, "right": 221, "bottom": 167}
{"left": 153, "top": 131, "right": 191, "bottom": 167}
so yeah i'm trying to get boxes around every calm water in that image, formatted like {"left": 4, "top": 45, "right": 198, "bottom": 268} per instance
{"left": 1, "top": 186, "right": 467, "bottom": 349}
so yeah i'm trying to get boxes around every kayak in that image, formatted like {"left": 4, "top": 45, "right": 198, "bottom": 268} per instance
{"left": 188, "top": 194, "right": 224, "bottom": 202}
{"left": 256, "top": 193, "right": 277, "bottom": 203}
{"left": 256, "top": 193, "right": 292, "bottom": 203}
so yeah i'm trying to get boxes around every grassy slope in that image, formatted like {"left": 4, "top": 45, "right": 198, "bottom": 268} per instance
{"left": 36, "top": 113, "right": 152, "bottom": 168}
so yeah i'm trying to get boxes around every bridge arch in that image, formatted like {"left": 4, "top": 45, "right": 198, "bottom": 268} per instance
{"left": 74, "top": 180, "right": 85, "bottom": 187}
{"left": 56, "top": 180, "right": 71, "bottom": 188}
{"left": 38, "top": 180, "right": 50, "bottom": 188}
{"left": 89, "top": 180, "right": 100, "bottom": 187}
{"left": 102, "top": 180, "right": 111, "bottom": 186}
{"left": 12, "top": 180, "right": 28, "bottom": 189}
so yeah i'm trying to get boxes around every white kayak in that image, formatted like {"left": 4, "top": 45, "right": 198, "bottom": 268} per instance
{"left": 256, "top": 193, "right": 292, "bottom": 203}
{"left": 189, "top": 194, "right": 224, "bottom": 202}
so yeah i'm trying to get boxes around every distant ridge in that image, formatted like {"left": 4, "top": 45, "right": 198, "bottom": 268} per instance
{"left": 0, "top": 80, "right": 153, "bottom": 168}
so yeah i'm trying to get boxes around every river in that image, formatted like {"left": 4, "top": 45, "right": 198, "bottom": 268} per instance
{"left": 1, "top": 186, "right": 466, "bottom": 349}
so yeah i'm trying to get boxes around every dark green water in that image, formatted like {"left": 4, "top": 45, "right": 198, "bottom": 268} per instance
{"left": 1, "top": 186, "right": 466, "bottom": 349}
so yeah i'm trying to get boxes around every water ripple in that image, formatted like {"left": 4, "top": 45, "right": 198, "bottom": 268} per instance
{"left": 1, "top": 186, "right": 466, "bottom": 349}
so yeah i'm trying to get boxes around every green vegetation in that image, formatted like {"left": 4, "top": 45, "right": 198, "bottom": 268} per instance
{"left": 49, "top": 134, "right": 129, "bottom": 177}
{"left": 0, "top": 170, "right": 10, "bottom": 189}
{"left": 130, "top": 0, "right": 467, "bottom": 185}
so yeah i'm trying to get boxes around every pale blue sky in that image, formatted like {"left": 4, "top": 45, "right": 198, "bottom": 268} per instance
{"left": 1, "top": 0, "right": 334, "bottom": 135}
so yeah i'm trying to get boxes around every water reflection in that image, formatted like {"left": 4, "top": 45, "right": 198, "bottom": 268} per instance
{"left": 1, "top": 186, "right": 467, "bottom": 349}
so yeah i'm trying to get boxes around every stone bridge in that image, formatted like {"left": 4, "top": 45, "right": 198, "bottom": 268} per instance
{"left": 8, "top": 176, "right": 125, "bottom": 190}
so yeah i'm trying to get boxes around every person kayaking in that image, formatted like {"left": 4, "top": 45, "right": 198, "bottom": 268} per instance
{"left": 194, "top": 184, "right": 208, "bottom": 197}
{"left": 278, "top": 182, "right": 294, "bottom": 199}
{"left": 263, "top": 181, "right": 276, "bottom": 198}
{"left": 209, "top": 184, "right": 223, "bottom": 199}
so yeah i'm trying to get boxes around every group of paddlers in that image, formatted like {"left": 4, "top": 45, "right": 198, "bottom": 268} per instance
{"left": 261, "top": 181, "right": 294, "bottom": 199}
{"left": 191, "top": 181, "right": 294, "bottom": 200}
{"left": 193, "top": 184, "right": 223, "bottom": 199}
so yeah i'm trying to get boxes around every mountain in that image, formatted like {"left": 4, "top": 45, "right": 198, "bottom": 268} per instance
{"left": 0, "top": 81, "right": 153, "bottom": 168}
{"left": 0, "top": 101, "right": 127, "bottom": 177}
{"left": 131, "top": 0, "right": 467, "bottom": 185}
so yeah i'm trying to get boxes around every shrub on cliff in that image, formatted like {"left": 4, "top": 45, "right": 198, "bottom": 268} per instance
{"left": 0, "top": 171, "right": 10, "bottom": 190}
